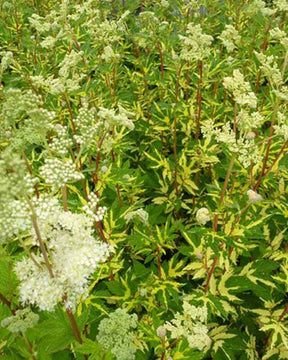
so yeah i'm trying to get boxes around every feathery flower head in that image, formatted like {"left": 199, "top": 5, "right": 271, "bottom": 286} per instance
{"left": 97, "top": 309, "right": 138, "bottom": 360}
{"left": 223, "top": 70, "right": 257, "bottom": 108}
{"left": 179, "top": 24, "right": 213, "bottom": 61}
{"left": 165, "top": 301, "right": 210, "bottom": 351}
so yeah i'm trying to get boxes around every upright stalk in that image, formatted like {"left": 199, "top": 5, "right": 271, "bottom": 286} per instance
{"left": 28, "top": 201, "right": 54, "bottom": 279}
{"left": 186, "top": 61, "right": 190, "bottom": 101}
{"left": 62, "top": 185, "right": 68, "bottom": 211}
{"left": 156, "top": 42, "right": 164, "bottom": 79}
{"left": 66, "top": 307, "right": 83, "bottom": 344}
{"left": 173, "top": 62, "right": 184, "bottom": 197}
{"left": 205, "top": 153, "right": 236, "bottom": 292}
{"left": 196, "top": 60, "right": 203, "bottom": 140}
{"left": 173, "top": 115, "right": 179, "bottom": 197}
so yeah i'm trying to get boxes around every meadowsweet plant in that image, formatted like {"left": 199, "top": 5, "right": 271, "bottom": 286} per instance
{"left": 0, "top": 0, "right": 287, "bottom": 359}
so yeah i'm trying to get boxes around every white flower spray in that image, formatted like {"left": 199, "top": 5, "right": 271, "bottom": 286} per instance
{"left": 165, "top": 301, "right": 211, "bottom": 351}
{"left": 15, "top": 197, "right": 110, "bottom": 311}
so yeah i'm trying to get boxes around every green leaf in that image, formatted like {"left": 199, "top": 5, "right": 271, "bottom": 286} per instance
{"left": 32, "top": 308, "right": 75, "bottom": 355}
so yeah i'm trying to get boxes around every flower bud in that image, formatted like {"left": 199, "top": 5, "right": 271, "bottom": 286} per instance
{"left": 247, "top": 189, "right": 263, "bottom": 203}
{"left": 196, "top": 250, "right": 203, "bottom": 260}
{"left": 246, "top": 132, "right": 256, "bottom": 140}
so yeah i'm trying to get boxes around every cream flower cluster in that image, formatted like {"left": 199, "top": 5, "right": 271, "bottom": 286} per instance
{"left": 40, "top": 36, "right": 57, "bottom": 49}
{"left": 205, "top": 121, "right": 238, "bottom": 152}
{"left": 58, "top": 50, "right": 83, "bottom": 79}
{"left": 138, "top": 11, "right": 160, "bottom": 31}
{"left": 156, "top": 326, "right": 167, "bottom": 338}
{"left": 165, "top": 301, "right": 211, "bottom": 351}
{"left": 183, "top": 0, "right": 205, "bottom": 11}
{"left": 15, "top": 256, "right": 64, "bottom": 311}
{"left": 274, "top": 112, "right": 288, "bottom": 141}
{"left": 201, "top": 121, "right": 262, "bottom": 168}
{"left": 2, "top": 88, "right": 50, "bottom": 125}
{"left": 0, "top": 200, "right": 30, "bottom": 242}
{"left": 68, "top": 0, "right": 97, "bottom": 20}
{"left": 15, "top": 208, "right": 110, "bottom": 311}
{"left": 246, "top": 0, "right": 277, "bottom": 16}
{"left": 237, "top": 110, "right": 264, "bottom": 131}
{"left": 86, "top": 10, "right": 130, "bottom": 44}
{"left": 237, "top": 138, "right": 262, "bottom": 169}
{"left": 83, "top": 192, "right": 107, "bottom": 223}
{"left": 40, "top": 158, "right": 84, "bottom": 190}
{"left": 124, "top": 208, "right": 149, "bottom": 225}
{"left": 31, "top": 196, "right": 61, "bottom": 243}
{"left": 74, "top": 104, "right": 98, "bottom": 146}
{"left": 0, "top": 154, "right": 37, "bottom": 203}
{"left": 275, "top": 0, "right": 288, "bottom": 11}
{"left": 274, "top": 86, "right": 288, "bottom": 101}
{"left": 49, "top": 124, "right": 73, "bottom": 156}
{"left": 196, "top": 207, "right": 210, "bottom": 225}
{"left": 223, "top": 70, "right": 257, "bottom": 108}
{"left": 218, "top": 25, "right": 241, "bottom": 53}
{"left": 179, "top": 24, "right": 213, "bottom": 61}
{"left": 29, "top": 6, "right": 71, "bottom": 47}
{"left": 160, "top": 0, "right": 169, "bottom": 8}
{"left": 97, "top": 309, "right": 138, "bottom": 360}
{"left": 135, "top": 11, "right": 168, "bottom": 48}
{"left": 31, "top": 73, "right": 85, "bottom": 94}
{"left": 29, "top": 13, "right": 54, "bottom": 34}
{"left": 254, "top": 52, "right": 282, "bottom": 87}
{"left": 269, "top": 27, "right": 288, "bottom": 52}
{"left": 0, "top": 51, "right": 13, "bottom": 73}
{"left": 101, "top": 45, "right": 120, "bottom": 63}
{"left": 98, "top": 105, "right": 135, "bottom": 130}
{"left": 0, "top": 154, "right": 38, "bottom": 242}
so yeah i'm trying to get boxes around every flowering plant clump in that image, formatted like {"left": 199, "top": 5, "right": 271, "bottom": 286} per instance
{"left": 0, "top": 0, "right": 287, "bottom": 359}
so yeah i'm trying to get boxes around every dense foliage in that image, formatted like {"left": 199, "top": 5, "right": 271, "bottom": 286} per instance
{"left": 0, "top": 0, "right": 287, "bottom": 359}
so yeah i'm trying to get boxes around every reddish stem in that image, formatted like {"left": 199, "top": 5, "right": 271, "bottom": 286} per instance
{"left": 66, "top": 307, "right": 83, "bottom": 344}
{"left": 30, "top": 212, "right": 54, "bottom": 279}
{"left": 264, "top": 302, "right": 288, "bottom": 348}
{"left": 206, "top": 154, "right": 236, "bottom": 292}
{"left": 156, "top": 244, "right": 162, "bottom": 279}
{"left": 156, "top": 42, "right": 164, "bottom": 78}
{"left": 186, "top": 61, "right": 190, "bottom": 101}
{"left": 172, "top": 62, "right": 184, "bottom": 197}
{"left": 204, "top": 256, "right": 218, "bottom": 293}
{"left": 254, "top": 141, "right": 287, "bottom": 190}
{"left": 0, "top": 292, "right": 15, "bottom": 315}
